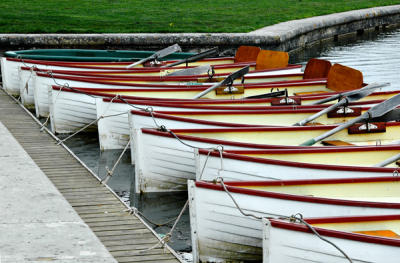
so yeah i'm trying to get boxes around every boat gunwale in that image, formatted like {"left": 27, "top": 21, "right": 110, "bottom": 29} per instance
{"left": 20, "top": 63, "right": 304, "bottom": 78}
{"left": 268, "top": 216, "right": 400, "bottom": 247}
{"left": 195, "top": 179, "right": 400, "bottom": 208}
{"left": 196, "top": 147, "right": 400, "bottom": 173}
{"left": 141, "top": 127, "right": 338, "bottom": 149}
{"left": 41, "top": 72, "right": 326, "bottom": 88}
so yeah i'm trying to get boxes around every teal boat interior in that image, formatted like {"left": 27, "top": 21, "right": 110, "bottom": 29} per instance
{"left": 4, "top": 49, "right": 196, "bottom": 62}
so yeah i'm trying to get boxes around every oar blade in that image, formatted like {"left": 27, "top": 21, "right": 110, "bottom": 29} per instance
{"left": 126, "top": 44, "right": 182, "bottom": 68}
{"left": 221, "top": 65, "right": 250, "bottom": 86}
{"left": 155, "top": 43, "right": 182, "bottom": 59}
{"left": 167, "top": 65, "right": 212, "bottom": 76}
{"left": 346, "top": 83, "right": 389, "bottom": 102}
{"left": 165, "top": 47, "right": 219, "bottom": 67}
{"left": 369, "top": 108, "right": 400, "bottom": 122}
{"left": 368, "top": 93, "right": 400, "bottom": 119}
{"left": 311, "top": 82, "right": 389, "bottom": 105}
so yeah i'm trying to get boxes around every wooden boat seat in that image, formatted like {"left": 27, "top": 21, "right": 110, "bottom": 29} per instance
{"left": 354, "top": 230, "right": 400, "bottom": 239}
{"left": 303, "top": 58, "right": 332, "bottom": 79}
{"left": 234, "top": 46, "right": 261, "bottom": 63}
{"left": 326, "top": 64, "right": 363, "bottom": 92}
{"left": 255, "top": 50, "right": 289, "bottom": 70}
{"left": 321, "top": 140, "right": 355, "bottom": 146}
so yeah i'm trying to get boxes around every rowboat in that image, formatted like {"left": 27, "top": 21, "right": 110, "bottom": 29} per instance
{"left": 4, "top": 47, "right": 196, "bottom": 62}
{"left": 40, "top": 62, "right": 359, "bottom": 119}
{"left": 195, "top": 145, "right": 400, "bottom": 183}
{"left": 1, "top": 45, "right": 198, "bottom": 95}
{"left": 97, "top": 93, "right": 391, "bottom": 151}
{"left": 18, "top": 48, "right": 303, "bottom": 79}
{"left": 133, "top": 119, "right": 400, "bottom": 192}
{"left": 41, "top": 78, "right": 326, "bottom": 118}
{"left": 27, "top": 56, "right": 333, "bottom": 111}
{"left": 8, "top": 46, "right": 278, "bottom": 96}
{"left": 188, "top": 177, "right": 400, "bottom": 262}
{"left": 263, "top": 215, "right": 400, "bottom": 263}
{"left": 49, "top": 82, "right": 392, "bottom": 148}
{"left": 21, "top": 62, "right": 303, "bottom": 108}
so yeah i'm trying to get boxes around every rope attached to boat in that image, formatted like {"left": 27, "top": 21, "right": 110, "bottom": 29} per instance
{"left": 198, "top": 146, "right": 224, "bottom": 180}
{"left": 215, "top": 177, "right": 354, "bottom": 263}
{"left": 100, "top": 138, "right": 131, "bottom": 185}
{"left": 290, "top": 213, "right": 354, "bottom": 263}
{"left": 125, "top": 199, "right": 189, "bottom": 253}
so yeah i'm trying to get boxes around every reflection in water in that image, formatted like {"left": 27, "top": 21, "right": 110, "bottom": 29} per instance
{"left": 36, "top": 26, "right": 400, "bottom": 255}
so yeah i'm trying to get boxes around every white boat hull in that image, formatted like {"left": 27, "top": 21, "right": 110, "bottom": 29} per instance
{"left": 263, "top": 218, "right": 400, "bottom": 263}
{"left": 49, "top": 88, "right": 98, "bottom": 134}
{"left": 97, "top": 99, "right": 224, "bottom": 151}
{"left": 195, "top": 150, "right": 394, "bottom": 182}
{"left": 188, "top": 180, "right": 400, "bottom": 263}
{"left": 132, "top": 128, "right": 256, "bottom": 193}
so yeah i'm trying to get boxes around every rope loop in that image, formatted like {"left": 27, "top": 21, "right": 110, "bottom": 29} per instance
{"left": 158, "top": 125, "right": 168, "bottom": 132}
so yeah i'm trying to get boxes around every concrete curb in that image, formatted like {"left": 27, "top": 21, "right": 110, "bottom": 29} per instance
{"left": 0, "top": 5, "right": 399, "bottom": 51}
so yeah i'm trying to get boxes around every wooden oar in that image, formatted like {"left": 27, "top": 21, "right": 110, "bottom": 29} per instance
{"left": 300, "top": 93, "right": 400, "bottom": 146}
{"left": 192, "top": 66, "right": 249, "bottom": 99}
{"left": 166, "top": 65, "right": 212, "bottom": 76}
{"left": 162, "top": 47, "right": 219, "bottom": 67}
{"left": 126, "top": 44, "right": 182, "bottom": 69}
{"left": 294, "top": 83, "right": 389, "bottom": 126}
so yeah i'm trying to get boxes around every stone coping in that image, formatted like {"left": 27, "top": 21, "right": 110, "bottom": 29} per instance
{"left": 0, "top": 5, "right": 399, "bottom": 50}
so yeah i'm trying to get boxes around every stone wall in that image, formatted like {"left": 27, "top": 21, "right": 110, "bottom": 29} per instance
{"left": 0, "top": 5, "right": 399, "bottom": 52}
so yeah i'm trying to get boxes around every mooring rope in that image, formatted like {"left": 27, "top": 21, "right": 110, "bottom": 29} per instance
{"left": 215, "top": 177, "right": 353, "bottom": 263}
{"left": 125, "top": 199, "right": 189, "bottom": 253}
{"left": 100, "top": 138, "right": 131, "bottom": 185}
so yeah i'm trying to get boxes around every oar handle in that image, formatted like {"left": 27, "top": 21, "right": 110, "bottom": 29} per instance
{"left": 294, "top": 98, "right": 347, "bottom": 126}
{"left": 374, "top": 153, "right": 400, "bottom": 167}
{"left": 192, "top": 82, "right": 223, "bottom": 99}
{"left": 126, "top": 57, "right": 153, "bottom": 69}
{"left": 310, "top": 94, "right": 340, "bottom": 105}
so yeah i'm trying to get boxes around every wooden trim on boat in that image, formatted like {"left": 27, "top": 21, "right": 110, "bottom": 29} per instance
{"left": 197, "top": 148, "right": 399, "bottom": 173}
{"left": 40, "top": 72, "right": 325, "bottom": 88}
{"left": 269, "top": 217, "right": 400, "bottom": 247}
{"left": 195, "top": 180, "right": 400, "bottom": 208}
{"left": 141, "top": 128, "right": 318, "bottom": 149}
{"left": 130, "top": 110, "right": 267, "bottom": 127}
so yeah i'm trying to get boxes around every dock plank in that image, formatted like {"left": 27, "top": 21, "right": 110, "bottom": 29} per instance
{"left": 0, "top": 90, "right": 180, "bottom": 263}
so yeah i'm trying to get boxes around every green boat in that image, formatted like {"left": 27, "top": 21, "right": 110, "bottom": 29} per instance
{"left": 4, "top": 45, "right": 195, "bottom": 62}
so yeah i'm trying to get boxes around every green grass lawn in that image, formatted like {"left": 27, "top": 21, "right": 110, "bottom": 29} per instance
{"left": 1, "top": 0, "right": 399, "bottom": 33}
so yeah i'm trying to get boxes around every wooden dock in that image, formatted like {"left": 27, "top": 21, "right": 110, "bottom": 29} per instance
{"left": 0, "top": 88, "right": 181, "bottom": 263}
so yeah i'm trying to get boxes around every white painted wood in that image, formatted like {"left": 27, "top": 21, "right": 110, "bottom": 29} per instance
{"left": 195, "top": 151, "right": 393, "bottom": 182}
{"left": 18, "top": 68, "right": 36, "bottom": 107}
{"left": 48, "top": 88, "right": 98, "bottom": 134}
{"left": 189, "top": 181, "right": 400, "bottom": 262}
{"left": 264, "top": 220, "right": 400, "bottom": 263}
{"left": 132, "top": 128, "right": 258, "bottom": 193}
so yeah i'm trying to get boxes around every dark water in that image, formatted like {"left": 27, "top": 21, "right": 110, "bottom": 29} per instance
{"left": 28, "top": 26, "right": 400, "bottom": 256}
{"left": 60, "top": 133, "right": 191, "bottom": 252}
